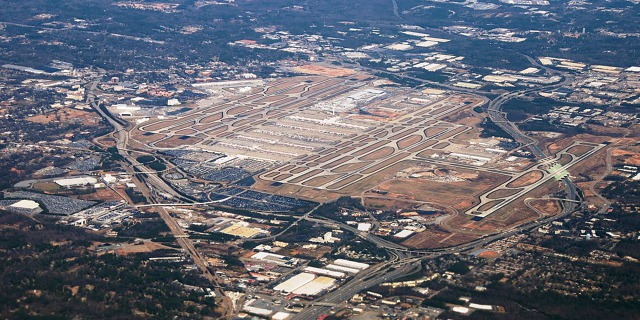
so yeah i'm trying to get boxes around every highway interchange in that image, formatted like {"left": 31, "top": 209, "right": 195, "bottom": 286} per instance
{"left": 293, "top": 62, "right": 589, "bottom": 319}
{"left": 87, "top": 81, "right": 236, "bottom": 317}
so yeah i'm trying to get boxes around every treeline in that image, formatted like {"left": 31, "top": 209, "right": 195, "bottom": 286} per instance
{"left": 0, "top": 211, "right": 218, "bottom": 319}
{"left": 314, "top": 196, "right": 364, "bottom": 220}
{"left": 602, "top": 180, "right": 640, "bottom": 204}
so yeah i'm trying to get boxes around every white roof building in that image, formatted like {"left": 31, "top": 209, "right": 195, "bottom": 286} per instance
{"left": 326, "top": 264, "right": 360, "bottom": 274}
{"left": 102, "top": 174, "right": 117, "bottom": 184}
{"left": 291, "top": 276, "right": 336, "bottom": 296}
{"left": 115, "top": 103, "right": 140, "bottom": 111}
{"left": 54, "top": 177, "right": 98, "bottom": 188}
{"left": 416, "top": 41, "right": 439, "bottom": 48}
{"left": 251, "top": 252, "right": 299, "bottom": 266}
{"left": 272, "top": 311, "right": 292, "bottom": 320}
{"left": 334, "top": 259, "right": 369, "bottom": 270}
{"left": 386, "top": 43, "right": 413, "bottom": 51}
{"left": 10, "top": 199, "right": 40, "bottom": 210}
{"left": 242, "top": 300, "right": 273, "bottom": 317}
{"left": 303, "top": 267, "right": 346, "bottom": 279}
{"left": 393, "top": 229, "right": 415, "bottom": 239}
{"left": 452, "top": 306, "right": 470, "bottom": 314}
{"left": 469, "top": 303, "right": 494, "bottom": 310}
{"left": 273, "top": 272, "right": 315, "bottom": 293}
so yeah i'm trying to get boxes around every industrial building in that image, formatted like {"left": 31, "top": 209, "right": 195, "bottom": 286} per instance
{"left": 303, "top": 266, "right": 346, "bottom": 279}
{"left": 251, "top": 252, "right": 300, "bottom": 267}
{"left": 242, "top": 299, "right": 273, "bottom": 317}
{"left": 273, "top": 272, "right": 316, "bottom": 293}
{"left": 54, "top": 176, "right": 98, "bottom": 188}
{"left": 291, "top": 276, "right": 336, "bottom": 296}
{"left": 333, "top": 259, "right": 369, "bottom": 270}
{"left": 393, "top": 229, "right": 415, "bottom": 239}
{"left": 219, "top": 222, "right": 265, "bottom": 238}
{"left": 469, "top": 303, "right": 494, "bottom": 311}
{"left": 272, "top": 311, "right": 292, "bottom": 320}
{"left": 326, "top": 264, "right": 360, "bottom": 274}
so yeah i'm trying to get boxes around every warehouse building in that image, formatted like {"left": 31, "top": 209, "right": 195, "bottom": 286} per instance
{"left": 303, "top": 266, "right": 346, "bottom": 279}
{"left": 250, "top": 252, "right": 300, "bottom": 267}
{"left": 273, "top": 272, "right": 316, "bottom": 293}
{"left": 272, "top": 311, "right": 292, "bottom": 320}
{"left": 393, "top": 229, "right": 415, "bottom": 239}
{"left": 334, "top": 259, "right": 369, "bottom": 270}
{"left": 292, "top": 276, "right": 336, "bottom": 296}
{"left": 326, "top": 264, "right": 360, "bottom": 274}
{"left": 54, "top": 176, "right": 98, "bottom": 188}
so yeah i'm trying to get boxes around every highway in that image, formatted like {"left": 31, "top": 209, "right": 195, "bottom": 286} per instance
{"left": 305, "top": 216, "right": 408, "bottom": 251}
{"left": 86, "top": 56, "right": 587, "bottom": 320}
{"left": 293, "top": 202, "right": 584, "bottom": 320}
{"left": 466, "top": 142, "right": 605, "bottom": 217}
{"left": 343, "top": 61, "right": 493, "bottom": 95}
{"left": 293, "top": 60, "right": 587, "bottom": 319}
{"left": 86, "top": 82, "right": 235, "bottom": 318}
{"left": 484, "top": 61, "right": 581, "bottom": 215}
{"left": 293, "top": 189, "right": 584, "bottom": 319}
{"left": 293, "top": 257, "right": 421, "bottom": 320}
{"left": 391, "top": 0, "right": 404, "bottom": 20}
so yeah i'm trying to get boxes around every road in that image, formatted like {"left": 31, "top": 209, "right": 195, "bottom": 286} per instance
{"left": 467, "top": 142, "right": 605, "bottom": 217}
{"left": 391, "top": 0, "right": 404, "bottom": 20}
{"left": 293, "top": 58, "right": 587, "bottom": 319}
{"left": 486, "top": 55, "right": 574, "bottom": 159}
{"left": 87, "top": 55, "right": 587, "bottom": 319}
{"left": 293, "top": 190, "right": 584, "bottom": 319}
{"left": 86, "top": 81, "right": 235, "bottom": 318}
{"left": 293, "top": 200, "right": 584, "bottom": 320}
{"left": 466, "top": 56, "right": 583, "bottom": 220}
{"left": 341, "top": 60, "right": 493, "bottom": 95}
{"left": 305, "top": 216, "right": 407, "bottom": 250}
{"left": 293, "top": 257, "right": 421, "bottom": 320}
{"left": 484, "top": 57, "right": 581, "bottom": 215}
